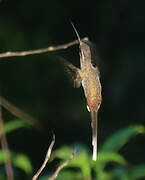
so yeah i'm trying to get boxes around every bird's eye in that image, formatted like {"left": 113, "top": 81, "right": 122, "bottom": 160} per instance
{"left": 91, "top": 63, "right": 97, "bottom": 68}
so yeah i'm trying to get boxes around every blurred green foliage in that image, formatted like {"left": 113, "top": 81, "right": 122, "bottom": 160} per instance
{"left": 0, "top": 119, "right": 32, "bottom": 135}
{"left": 40, "top": 125, "right": 145, "bottom": 180}
{"left": 0, "top": 114, "right": 145, "bottom": 180}
{"left": 0, "top": 0, "right": 145, "bottom": 179}
{"left": 0, "top": 119, "right": 32, "bottom": 179}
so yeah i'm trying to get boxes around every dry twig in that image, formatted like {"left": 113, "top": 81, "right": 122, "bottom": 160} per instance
{"left": 48, "top": 151, "right": 75, "bottom": 180}
{"left": 0, "top": 96, "right": 38, "bottom": 180}
{"left": 0, "top": 102, "right": 14, "bottom": 180}
{"left": 0, "top": 96, "right": 35, "bottom": 124}
{"left": 32, "top": 135, "right": 75, "bottom": 180}
{"left": 0, "top": 38, "right": 87, "bottom": 59}
{"left": 32, "top": 135, "right": 55, "bottom": 180}
{"left": 0, "top": 37, "right": 78, "bottom": 180}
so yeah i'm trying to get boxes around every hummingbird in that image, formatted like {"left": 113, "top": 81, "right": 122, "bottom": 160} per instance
{"left": 60, "top": 23, "right": 102, "bottom": 160}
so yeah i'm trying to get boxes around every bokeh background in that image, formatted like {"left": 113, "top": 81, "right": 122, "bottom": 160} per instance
{"left": 0, "top": 0, "right": 145, "bottom": 177}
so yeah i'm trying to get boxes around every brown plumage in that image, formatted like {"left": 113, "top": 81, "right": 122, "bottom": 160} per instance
{"left": 70, "top": 23, "right": 102, "bottom": 160}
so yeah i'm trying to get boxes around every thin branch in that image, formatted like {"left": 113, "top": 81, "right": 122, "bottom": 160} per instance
{"left": 48, "top": 151, "right": 75, "bottom": 180}
{"left": 32, "top": 135, "right": 55, "bottom": 180}
{"left": 0, "top": 38, "right": 87, "bottom": 59}
{"left": 0, "top": 104, "right": 14, "bottom": 180}
{"left": 0, "top": 96, "right": 36, "bottom": 124}
{"left": 32, "top": 135, "right": 75, "bottom": 180}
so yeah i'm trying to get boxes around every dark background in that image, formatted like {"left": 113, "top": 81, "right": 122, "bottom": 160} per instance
{"left": 0, "top": 0, "right": 145, "bottom": 173}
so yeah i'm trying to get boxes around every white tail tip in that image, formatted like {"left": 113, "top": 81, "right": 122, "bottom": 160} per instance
{"left": 93, "top": 147, "right": 97, "bottom": 161}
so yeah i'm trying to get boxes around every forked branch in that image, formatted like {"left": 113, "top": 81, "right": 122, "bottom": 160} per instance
{"left": 48, "top": 151, "right": 75, "bottom": 180}
{"left": 32, "top": 135, "right": 75, "bottom": 180}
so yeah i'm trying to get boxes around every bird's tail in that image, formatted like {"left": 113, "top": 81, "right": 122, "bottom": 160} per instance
{"left": 91, "top": 111, "right": 98, "bottom": 161}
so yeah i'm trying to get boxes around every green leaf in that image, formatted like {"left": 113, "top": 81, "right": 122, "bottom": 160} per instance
{"left": 13, "top": 153, "right": 32, "bottom": 174}
{"left": 0, "top": 119, "right": 32, "bottom": 135}
{"left": 96, "top": 171, "right": 114, "bottom": 180}
{"left": 68, "top": 151, "right": 91, "bottom": 179}
{"left": 95, "top": 152, "right": 127, "bottom": 166}
{"left": 90, "top": 152, "right": 127, "bottom": 173}
{"left": 53, "top": 146, "right": 91, "bottom": 179}
{"left": 126, "top": 165, "right": 145, "bottom": 180}
{"left": 101, "top": 125, "right": 145, "bottom": 153}
{"left": 0, "top": 150, "right": 5, "bottom": 163}
{"left": 39, "top": 171, "right": 83, "bottom": 180}
{"left": 55, "top": 171, "right": 83, "bottom": 180}
{"left": 0, "top": 150, "right": 32, "bottom": 175}
{"left": 53, "top": 146, "right": 72, "bottom": 160}
{"left": 97, "top": 152, "right": 127, "bottom": 165}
